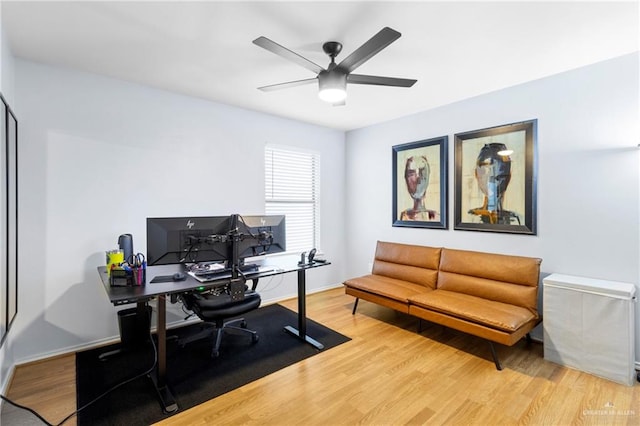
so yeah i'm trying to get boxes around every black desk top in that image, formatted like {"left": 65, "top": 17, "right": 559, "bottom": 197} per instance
{"left": 98, "top": 255, "right": 330, "bottom": 305}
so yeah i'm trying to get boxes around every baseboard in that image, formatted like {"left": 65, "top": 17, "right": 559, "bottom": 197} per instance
{"left": 260, "top": 282, "right": 343, "bottom": 306}
{"left": 11, "top": 315, "right": 205, "bottom": 368}
{"left": 13, "top": 282, "right": 639, "bottom": 379}
{"left": 11, "top": 335, "right": 123, "bottom": 367}
{"left": 0, "top": 363, "right": 16, "bottom": 411}
{"left": 11, "top": 283, "right": 345, "bottom": 367}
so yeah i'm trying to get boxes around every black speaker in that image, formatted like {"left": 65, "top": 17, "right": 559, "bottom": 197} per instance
{"left": 118, "top": 233, "right": 133, "bottom": 261}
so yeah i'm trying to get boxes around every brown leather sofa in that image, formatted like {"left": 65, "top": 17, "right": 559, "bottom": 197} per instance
{"left": 344, "top": 241, "right": 542, "bottom": 370}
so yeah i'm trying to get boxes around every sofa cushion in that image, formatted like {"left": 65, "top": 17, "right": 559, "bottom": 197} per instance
{"left": 437, "top": 248, "right": 541, "bottom": 313}
{"left": 344, "top": 274, "right": 432, "bottom": 303}
{"left": 439, "top": 248, "right": 541, "bottom": 287}
{"left": 372, "top": 241, "right": 441, "bottom": 289}
{"left": 409, "top": 290, "right": 537, "bottom": 332}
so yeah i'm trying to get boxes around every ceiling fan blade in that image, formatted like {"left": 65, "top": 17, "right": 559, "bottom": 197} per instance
{"left": 258, "top": 77, "right": 317, "bottom": 92}
{"left": 348, "top": 74, "right": 417, "bottom": 87}
{"left": 336, "top": 27, "right": 401, "bottom": 73}
{"left": 253, "top": 36, "right": 324, "bottom": 75}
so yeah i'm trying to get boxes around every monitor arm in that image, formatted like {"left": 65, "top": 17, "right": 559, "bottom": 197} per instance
{"left": 190, "top": 214, "right": 274, "bottom": 277}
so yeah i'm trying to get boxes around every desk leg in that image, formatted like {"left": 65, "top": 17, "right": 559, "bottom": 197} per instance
{"left": 149, "top": 294, "right": 178, "bottom": 413}
{"left": 284, "top": 268, "right": 324, "bottom": 350}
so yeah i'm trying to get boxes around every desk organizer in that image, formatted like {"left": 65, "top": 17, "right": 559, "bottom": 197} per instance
{"left": 109, "top": 265, "right": 146, "bottom": 287}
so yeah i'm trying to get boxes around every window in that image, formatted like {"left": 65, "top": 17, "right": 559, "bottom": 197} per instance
{"left": 265, "top": 145, "right": 320, "bottom": 254}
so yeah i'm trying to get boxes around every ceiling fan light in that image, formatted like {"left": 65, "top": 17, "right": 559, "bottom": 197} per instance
{"left": 318, "top": 88, "right": 347, "bottom": 103}
{"left": 318, "top": 71, "right": 347, "bottom": 103}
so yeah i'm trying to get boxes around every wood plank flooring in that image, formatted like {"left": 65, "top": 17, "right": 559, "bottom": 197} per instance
{"left": 3, "top": 354, "right": 77, "bottom": 425}
{"left": 3, "top": 287, "right": 639, "bottom": 425}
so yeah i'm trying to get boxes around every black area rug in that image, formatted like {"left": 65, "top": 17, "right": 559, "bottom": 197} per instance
{"left": 76, "top": 304, "right": 350, "bottom": 425}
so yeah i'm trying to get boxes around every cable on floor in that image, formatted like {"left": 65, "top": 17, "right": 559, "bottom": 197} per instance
{"left": 0, "top": 324, "right": 158, "bottom": 426}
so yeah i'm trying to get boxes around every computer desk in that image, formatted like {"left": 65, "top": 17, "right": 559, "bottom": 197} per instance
{"left": 97, "top": 256, "right": 330, "bottom": 414}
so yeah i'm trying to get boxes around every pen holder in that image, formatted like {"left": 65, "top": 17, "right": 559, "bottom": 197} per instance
{"left": 109, "top": 264, "right": 146, "bottom": 287}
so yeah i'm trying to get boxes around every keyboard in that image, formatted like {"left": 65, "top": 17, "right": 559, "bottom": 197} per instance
{"left": 188, "top": 265, "right": 277, "bottom": 283}
{"left": 189, "top": 269, "right": 233, "bottom": 283}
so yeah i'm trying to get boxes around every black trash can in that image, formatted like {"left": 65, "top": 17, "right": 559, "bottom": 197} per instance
{"left": 117, "top": 305, "right": 152, "bottom": 347}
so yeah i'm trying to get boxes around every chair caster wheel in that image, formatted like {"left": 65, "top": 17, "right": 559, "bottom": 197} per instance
{"left": 252, "top": 334, "right": 259, "bottom": 344}
{"left": 211, "top": 349, "right": 220, "bottom": 358}
{"left": 240, "top": 320, "right": 247, "bottom": 328}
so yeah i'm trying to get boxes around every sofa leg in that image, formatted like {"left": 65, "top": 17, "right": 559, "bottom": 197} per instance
{"left": 525, "top": 333, "right": 533, "bottom": 344}
{"left": 352, "top": 298, "right": 359, "bottom": 315}
{"left": 488, "top": 341, "right": 503, "bottom": 371}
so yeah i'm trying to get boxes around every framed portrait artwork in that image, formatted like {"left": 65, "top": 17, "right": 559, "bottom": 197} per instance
{"left": 454, "top": 120, "right": 537, "bottom": 234}
{"left": 392, "top": 136, "right": 448, "bottom": 229}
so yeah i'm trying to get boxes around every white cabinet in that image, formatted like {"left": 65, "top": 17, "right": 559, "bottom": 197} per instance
{"left": 543, "top": 273, "right": 636, "bottom": 386}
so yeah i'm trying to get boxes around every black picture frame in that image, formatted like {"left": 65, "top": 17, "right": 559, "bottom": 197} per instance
{"left": 1, "top": 93, "right": 18, "bottom": 348}
{"left": 454, "top": 120, "right": 537, "bottom": 234}
{"left": 0, "top": 96, "right": 6, "bottom": 347}
{"left": 392, "top": 136, "right": 448, "bottom": 229}
{"left": 6, "top": 102, "right": 18, "bottom": 334}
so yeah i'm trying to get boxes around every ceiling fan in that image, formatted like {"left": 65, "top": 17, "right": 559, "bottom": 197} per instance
{"left": 253, "top": 27, "right": 417, "bottom": 105}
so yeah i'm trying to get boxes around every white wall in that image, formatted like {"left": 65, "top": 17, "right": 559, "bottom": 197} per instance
{"left": 345, "top": 53, "right": 640, "bottom": 363}
{"left": 3, "top": 49, "right": 639, "bottom": 379}
{"left": 0, "top": 27, "right": 13, "bottom": 105}
{"left": 10, "top": 59, "right": 345, "bottom": 363}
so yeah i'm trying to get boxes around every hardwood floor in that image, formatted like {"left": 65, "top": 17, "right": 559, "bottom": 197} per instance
{"left": 3, "top": 354, "right": 77, "bottom": 425}
{"left": 3, "top": 287, "right": 639, "bottom": 425}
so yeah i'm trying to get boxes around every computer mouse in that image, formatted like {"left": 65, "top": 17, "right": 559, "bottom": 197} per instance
{"left": 172, "top": 272, "right": 187, "bottom": 281}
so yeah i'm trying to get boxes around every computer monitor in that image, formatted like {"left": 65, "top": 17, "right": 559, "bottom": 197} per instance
{"left": 146, "top": 214, "right": 286, "bottom": 268}
{"left": 146, "top": 216, "right": 230, "bottom": 266}
{"left": 235, "top": 214, "right": 286, "bottom": 261}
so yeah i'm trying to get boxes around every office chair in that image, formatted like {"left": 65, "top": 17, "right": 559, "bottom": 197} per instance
{"left": 178, "top": 282, "right": 261, "bottom": 357}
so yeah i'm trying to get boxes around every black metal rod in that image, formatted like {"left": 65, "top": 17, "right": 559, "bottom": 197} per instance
{"left": 283, "top": 266, "right": 324, "bottom": 350}
{"left": 152, "top": 294, "right": 178, "bottom": 412}
{"left": 297, "top": 268, "right": 306, "bottom": 336}
{"left": 488, "top": 341, "right": 503, "bottom": 371}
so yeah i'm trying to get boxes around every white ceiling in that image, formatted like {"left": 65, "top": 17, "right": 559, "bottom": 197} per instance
{"left": 2, "top": 1, "right": 638, "bottom": 131}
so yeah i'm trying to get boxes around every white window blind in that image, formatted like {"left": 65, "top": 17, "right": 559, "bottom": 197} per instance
{"left": 265, "top": 146, "right": 320, "bottom": 254}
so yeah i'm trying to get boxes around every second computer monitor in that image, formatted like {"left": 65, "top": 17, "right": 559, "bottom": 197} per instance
{"left": 235, "top": 214, "right": 286, "bottom": 260}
